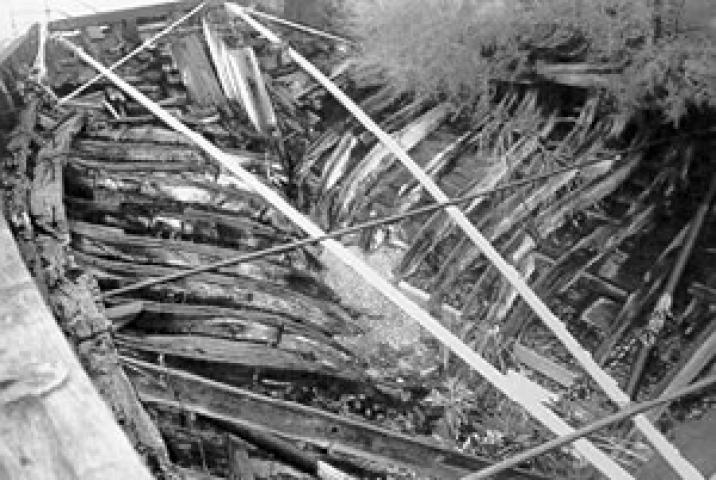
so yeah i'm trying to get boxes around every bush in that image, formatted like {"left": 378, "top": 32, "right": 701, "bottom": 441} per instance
{"left": 346, "top": 0, "right": 716, "bottom": 122}
{"left": 613, "top": 34, "right": 716, "bottom": 123}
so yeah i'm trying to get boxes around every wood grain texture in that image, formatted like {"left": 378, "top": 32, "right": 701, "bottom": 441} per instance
{"left": 172, "top": 33, "right": 226, "bottom": 107}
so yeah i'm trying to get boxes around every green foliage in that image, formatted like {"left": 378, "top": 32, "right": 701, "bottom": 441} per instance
{"left": 346, "top": 0, "right": 716, "bottom": 123}
{"left": 347, "top": 1, "right": 650, "bottom": 99}
{"left": 613, "top": 34, "right": 716, "bottom": 123}
{"left": 347, "top": 0, "right": 523, "bottom": 103}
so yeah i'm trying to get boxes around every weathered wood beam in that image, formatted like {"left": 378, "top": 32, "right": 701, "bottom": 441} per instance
{"left": 0, "top": 213, "right": 152, "bottom": 479}
{"left": 69, "top": 220, "right": 305, "bottom": 275}
{"left": 73, "top": 139, "right": 207, "bottom": 162}
{"left": 171, "top": 33, "right": 226, "bottom": 107}
{"left": 64, "top": 199, "right": 302, "bottom": 255}
{"left": 73, "top": 251, "right": 357, "bottom": 335}
{"left": 106, "top": 297, "right": 351, "bottom": 355}
{"left": 115, "top": 333, "right": 363, "bottom": 384}
{"left": 122, "top": 357, "right": 547, "bottom": 480}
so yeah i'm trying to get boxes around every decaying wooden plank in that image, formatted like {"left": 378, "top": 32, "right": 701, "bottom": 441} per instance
{"left": 73, "top": 139, "right": 207, "bottom": 163}
{"left": 105, "top": 298, "right": 352, "bottom": 357}
{"left": 512, "top": 343, "right": 580, "bottom": 389}
{"left": 171, "top": 33, "right": 225, "bottom": 107}
{"left": 626, "top": 171, "right": 716, "bottom": 397}
{"left": 30, "top": 115, "right": 84, "bottom": 235}
{"left": 123, "top": 357, "right": 545, "bottom": 480}
{"left": 203, "top": 19, "right": 277, "bottom": 134}
{"left": 73, "top": 250, "right": 358, "bottom": 335}
{"left": 335, "top": 104, "right": 451, "bottom": 221}
{"left": 106, "top": 300, "right": 145, "bottom": 330}
{"left": 71, "top": 224, "right": 310, "bottom": 285}
{"left": 594, "top": 221, "right": 692, "bottom": 366}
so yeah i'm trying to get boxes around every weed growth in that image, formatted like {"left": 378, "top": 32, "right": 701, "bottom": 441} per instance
{"left": 346, "top": 0, "right": 716, "bottom": 123}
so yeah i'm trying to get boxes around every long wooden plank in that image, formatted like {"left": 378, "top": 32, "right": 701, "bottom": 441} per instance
{"left": 115, "top": 333, "right": 361, "bottom": 383}
{"left": 0, "top": 213, "right": 151, "bottom": 479}
{"left": 171, "top": 33, "right": 226, "bottom": 107}
{"left": 122, "top": 357, "right": 545, "bottom": 480}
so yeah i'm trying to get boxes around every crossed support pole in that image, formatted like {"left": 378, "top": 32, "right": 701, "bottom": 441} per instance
{"left": 52, "top": 3, "right": 704, "bottom": 479}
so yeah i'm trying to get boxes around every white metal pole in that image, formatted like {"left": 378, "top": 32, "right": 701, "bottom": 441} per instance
{"left": 55, "top": 35, "right": 635, "bottom": 480}
{"left": 223, "top": 5, "right": 704, "bottom": 479}
{"left": 243, "top": 6, "right": 355, "bottom": 45}
{"left": 33, "top": 21, "right": 48, "bottom": 81}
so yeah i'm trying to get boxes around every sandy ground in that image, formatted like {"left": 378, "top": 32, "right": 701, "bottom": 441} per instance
{"left": 320, "top": 245, "right": 423, "bottom": 353}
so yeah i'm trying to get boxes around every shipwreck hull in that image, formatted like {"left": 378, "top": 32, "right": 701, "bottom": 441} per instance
{"left": 2, "top": 1, "right": 716, "bottom": 480}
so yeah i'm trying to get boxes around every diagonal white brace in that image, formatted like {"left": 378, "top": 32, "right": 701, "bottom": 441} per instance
{"left": 55, "top": 35, "right": 636, "bottom": 480}
{"left": 58, "top": 1, "right": 207, "bottom": 106}
{"left": 33, "top": 21, "right": 48, "bottom": 81}
{"left": 243, "top": 6, "right": 355, "bottom": 45}
{"left": 223, "top": 4, "right": 705, "bottom": 480}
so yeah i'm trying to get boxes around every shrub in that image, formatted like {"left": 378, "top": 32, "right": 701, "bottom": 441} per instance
{"left": 346, "top": 0, "right": 716, "bottom": 123}
{"left": 613, "top": 33, "right": 716, "bottom": 123}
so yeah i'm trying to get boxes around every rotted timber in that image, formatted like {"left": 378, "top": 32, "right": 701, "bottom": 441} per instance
{"left": 595, "top": 221, "right": 692, "bottom": 366}
{"left": 73, "top": 250, "right": 359, "bottom": 335}
{"left": 69, "top": 221, "right": 322, "bottom": 288}
{"left": 63, "top": 196, "right": 301, "bottom": 253}
{"left": 106, "top": 297, "right": 353, "bottom": 358}
{"left": 123, "top": 357, "right": 547, "bottom": 480}
{"left": 116, "top": 333, "right": 365, "bottom": 386}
